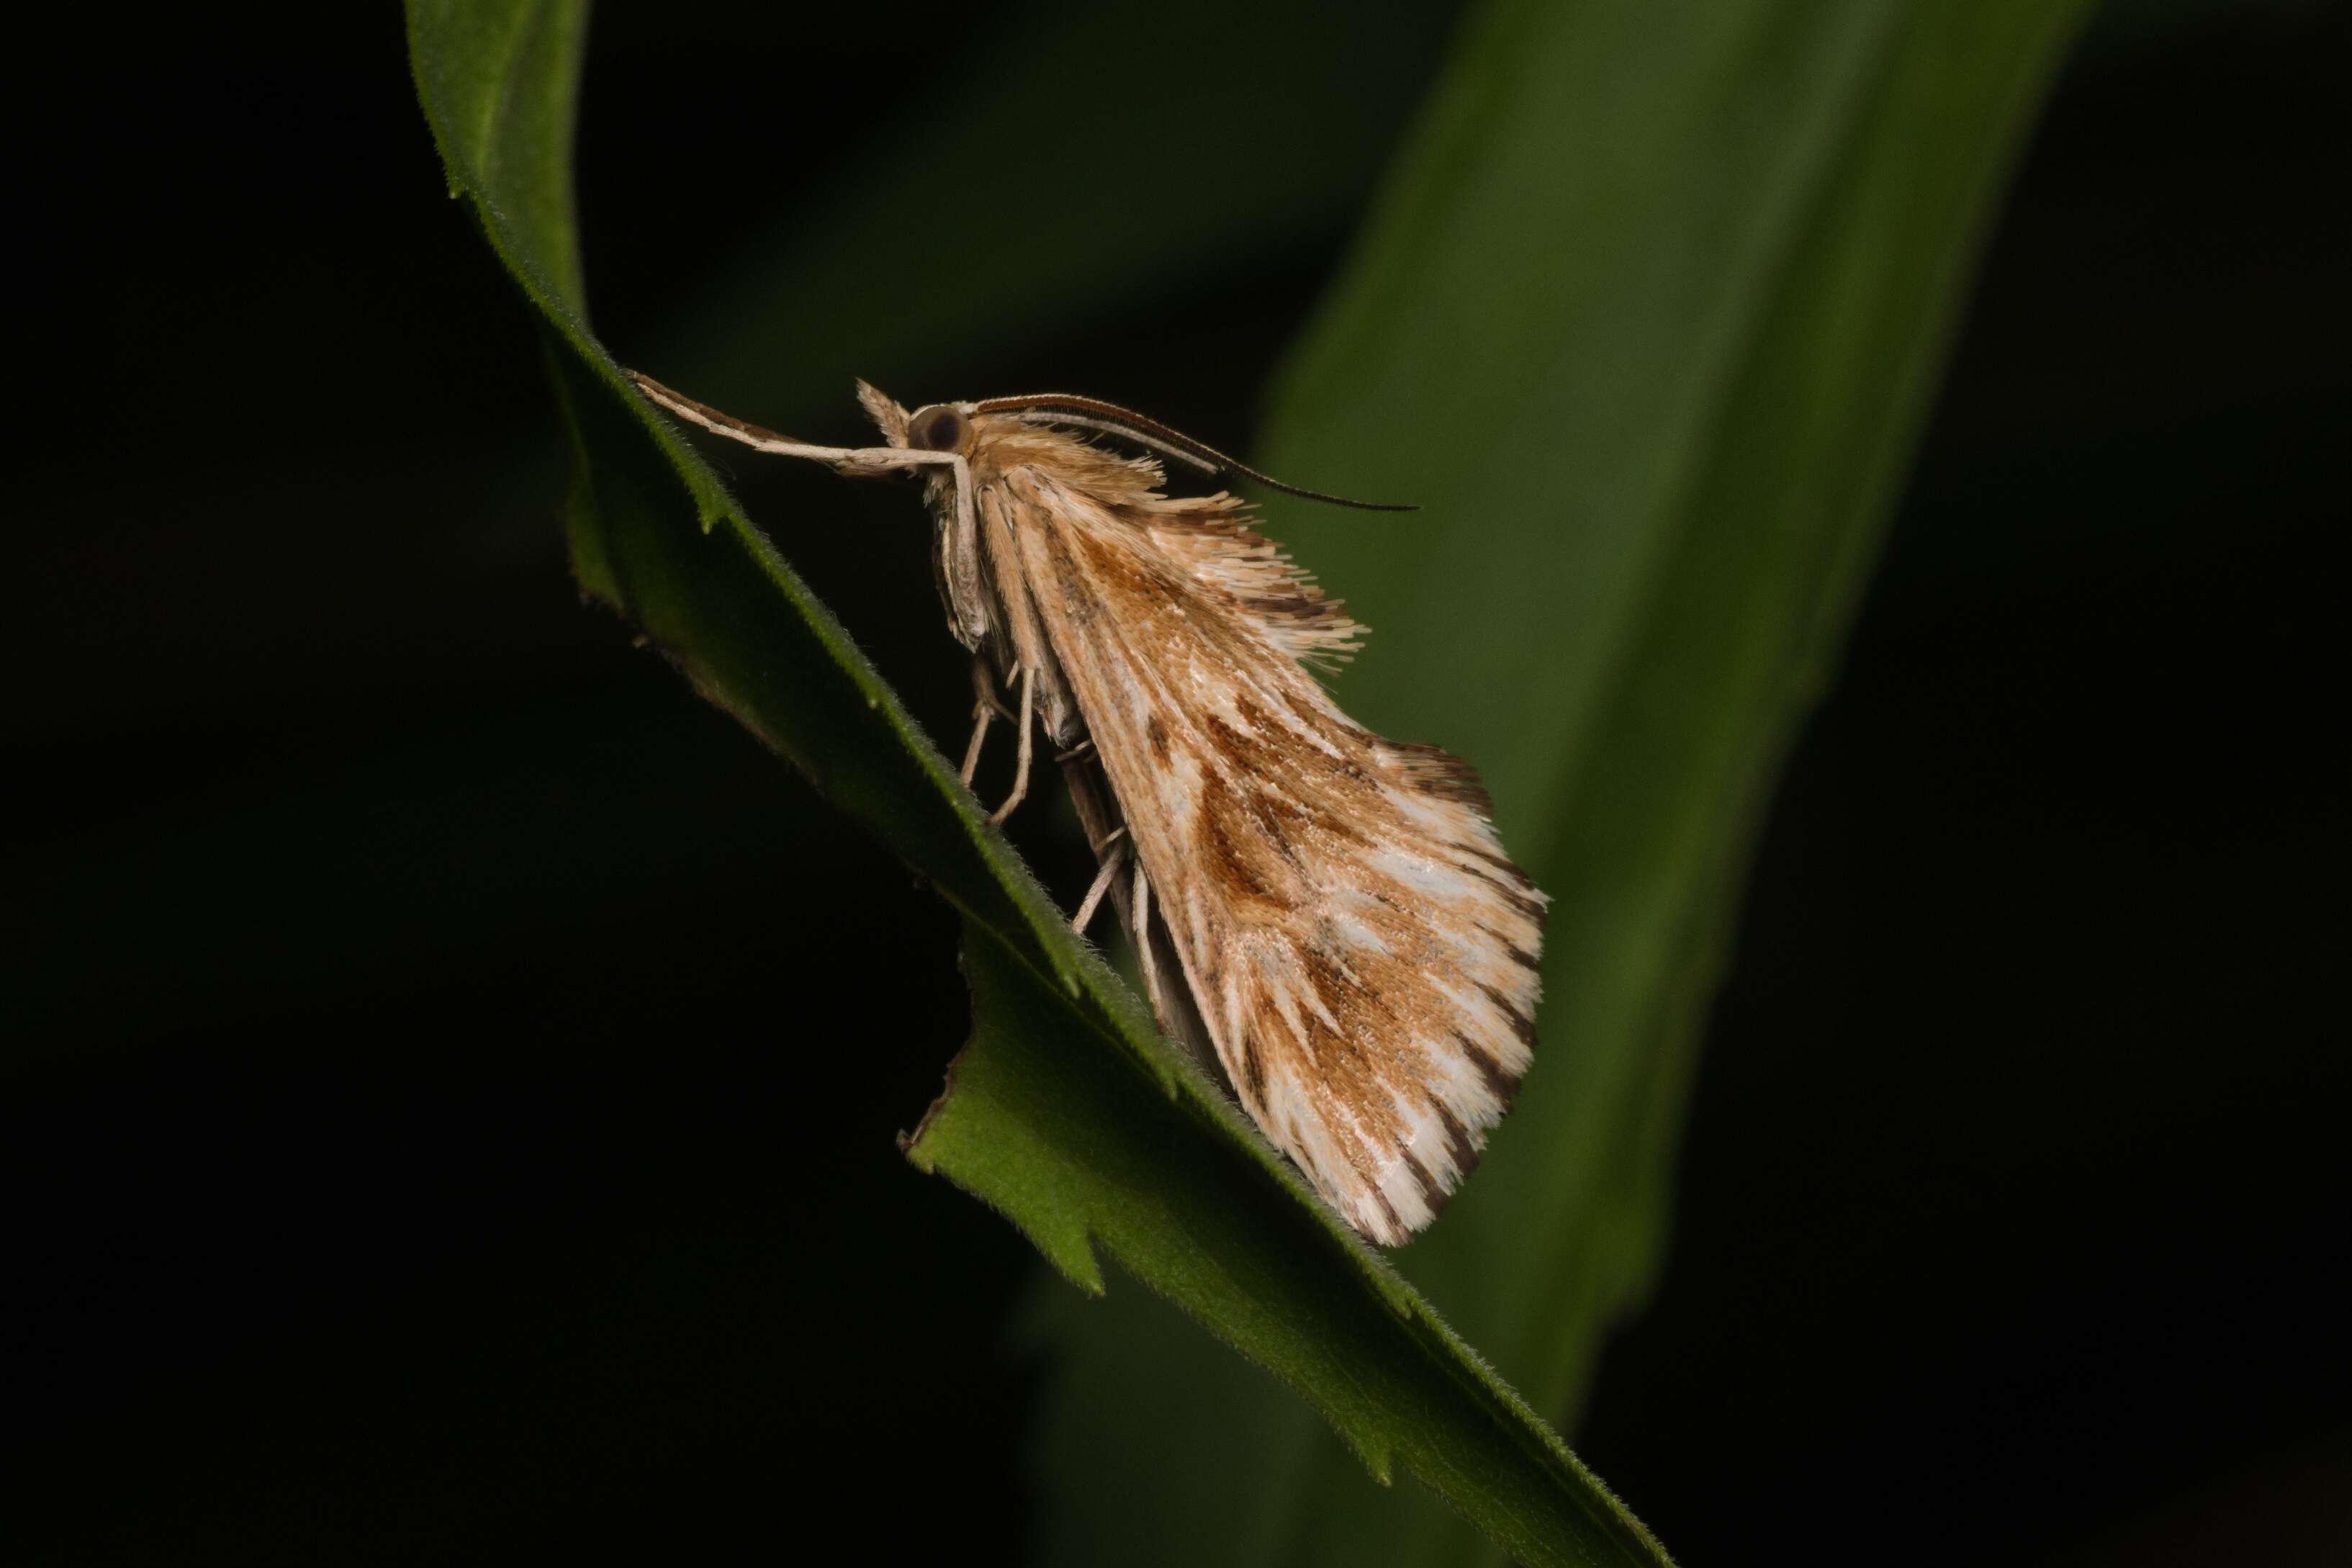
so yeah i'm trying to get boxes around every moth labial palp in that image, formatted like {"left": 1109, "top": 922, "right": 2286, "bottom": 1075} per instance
{"left": 625, "top": 367, "right": 1549, "bottom": 1249}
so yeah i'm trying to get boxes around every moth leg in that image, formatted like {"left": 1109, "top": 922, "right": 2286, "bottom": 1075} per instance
{"left": 1130, "top": 860, "right": 1161, "bottom": 1003}
{"left": 960, "top": 657, "right": 1014, "bottom": 787}
{"left": 950, "top": 454, "right": 980, "bottom": 614}
{"left": 988, "top": 667, "right": 1035, "bottom": 826}
{"left": 1055, "top": 738, "right": 1096, "bottom": 762}
{"left": 1070, "top": 834, "right": 1130, "bottom": 935}
{"left": 970, "top": 657, "right": 1019, "bottom": 723}
{"left": 958, "top": 709, "right": 991, "bottom": 787}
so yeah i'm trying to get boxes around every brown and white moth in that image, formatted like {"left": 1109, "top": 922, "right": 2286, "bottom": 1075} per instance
{"left": 628, "top": 371, "right": 1545, "bottom": 1245}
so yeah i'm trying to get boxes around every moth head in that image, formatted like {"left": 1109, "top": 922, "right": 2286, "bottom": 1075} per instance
{"left": 905, "top": 402, "right": 975, "bottom": 455}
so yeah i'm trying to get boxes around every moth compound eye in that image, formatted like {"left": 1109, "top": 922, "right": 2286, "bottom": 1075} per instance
{"left": 907, "top": 405, "right": 970, "bottom": 452}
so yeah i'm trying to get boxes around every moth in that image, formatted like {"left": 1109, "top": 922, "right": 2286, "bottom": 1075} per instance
{"left": 628, "top": 370, "right": 1545, "bottom": 1245}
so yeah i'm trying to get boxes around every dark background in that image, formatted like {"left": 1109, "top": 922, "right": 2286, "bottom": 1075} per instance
{"left": 6, "top": 4, "right": 2346, "bottom": 1563}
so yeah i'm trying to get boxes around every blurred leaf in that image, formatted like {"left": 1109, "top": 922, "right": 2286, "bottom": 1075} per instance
{"left": 407, "top": 3, "right": 1673, "bottom": 1564}
{"left": 646, "top": 0, "right": 1463, "bottom": 425}
{"left": 1032, "top": 0, "right": 2091, "bottom": 1564}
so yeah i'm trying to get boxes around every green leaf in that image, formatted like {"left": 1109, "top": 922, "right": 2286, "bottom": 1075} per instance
{"left": 1031, "top": 1, "right": 2091, "bottom": 1564}
{"left": 407, "top": 0, "right": 590, "bottom": 318}
{"left": 407, "top": 3, "right": 1674, "bottom": 1564}
{"left": 917, "top": 921, "right": 1670, "bottom": 1568}
{"left": 644, "top": 0, "right": 1464, "bottom": 423}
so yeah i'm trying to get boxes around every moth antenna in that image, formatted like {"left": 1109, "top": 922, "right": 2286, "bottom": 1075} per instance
{"left": 972, "top": 393, "right": 1418, "bottom": 513}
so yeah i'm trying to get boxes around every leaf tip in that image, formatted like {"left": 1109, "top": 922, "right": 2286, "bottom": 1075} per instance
{"left": 1030, "top": 1221, "right": 1109, "bottom": 1297}
{"left": 1343, "top": 1425, "right": 1397, "bottom": 1487}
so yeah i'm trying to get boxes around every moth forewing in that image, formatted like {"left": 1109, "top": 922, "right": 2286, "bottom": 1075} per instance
{"left": 630, "top": 370, "right": 1546, "bottom": 1246}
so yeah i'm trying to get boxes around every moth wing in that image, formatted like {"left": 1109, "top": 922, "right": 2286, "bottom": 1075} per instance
{"left": 1002, "top": 465, "right": 1544, "bottom": 1245}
